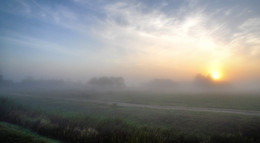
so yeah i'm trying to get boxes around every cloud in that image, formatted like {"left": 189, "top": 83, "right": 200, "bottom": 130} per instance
{"left": 88, "top": 2, "right": 232, "bottom": 77}
{"left": 0, "top": 32, "right": 73, "bottom": 55}
{"left": 229, "top": 18, "right": 260, "bottom": 58}
{"left": 1, "top": 0, "right": 259, "bottom": 81}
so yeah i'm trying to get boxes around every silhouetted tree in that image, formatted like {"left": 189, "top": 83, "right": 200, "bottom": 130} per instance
{"left": 88, "top": 77, "right": 125, "bottom": 90}
{"left": 194, "top": 74, "right": 213, "bottom": 87}
{"left": 147, "top": 79, "right": 179, "bottom": 88}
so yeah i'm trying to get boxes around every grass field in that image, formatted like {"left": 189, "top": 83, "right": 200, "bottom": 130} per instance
{"left": 0, "top": 121, "right": 59, "bottom": 143}
{"left": 0, "top": 90, "right": 260, "bottom": 143}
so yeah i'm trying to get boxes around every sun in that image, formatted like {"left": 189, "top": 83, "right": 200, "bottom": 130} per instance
{"left": 211, "top": 71, "right": 221, "bottom": 80}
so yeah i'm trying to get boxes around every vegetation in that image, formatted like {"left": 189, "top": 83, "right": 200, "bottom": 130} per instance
{"left": 0, "top": 91, "right": 260, "bottom": 143}
{"left": 0, "top": 121, "right": 59, "bottom": 143}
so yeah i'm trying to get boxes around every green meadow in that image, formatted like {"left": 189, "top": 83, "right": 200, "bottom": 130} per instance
{"left": 0, "top": 121, "right": 59, "bottom": 143}
{"left": 0, "top": 90, "right": 260, "bottom": 143}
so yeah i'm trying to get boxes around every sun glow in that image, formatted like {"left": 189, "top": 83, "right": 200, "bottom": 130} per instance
{"left": 211, "top": 71, "right": 221, "bottom": 80}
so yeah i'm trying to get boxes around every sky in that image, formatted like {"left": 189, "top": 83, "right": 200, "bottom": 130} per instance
{"left": 0, "top": 0, "right": 260, "bottom": 83}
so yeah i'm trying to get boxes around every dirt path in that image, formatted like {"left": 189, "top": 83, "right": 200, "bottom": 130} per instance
{"left": 64, "top": 98, "right": 260, "bottom": 116}
{"left": 5, "top": 93, "right": 260, "bottom": 116}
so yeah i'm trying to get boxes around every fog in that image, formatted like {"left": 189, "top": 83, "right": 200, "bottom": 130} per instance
{"left": 1, "top": 73, "right": 259, "bottom": 94}
{"left": 1, "top": 1, "right": 260, "bottom": 142}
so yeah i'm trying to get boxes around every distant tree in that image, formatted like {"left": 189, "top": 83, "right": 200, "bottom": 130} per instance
{"left": 20, "top": 78, "right": 65, "bottom": 89}
{"left": 0, "top": 74, "right": 13, "bottom": 87}
{"left": 193, "top": 74, "right": 231, "bottom": 88}
{"left": 194, "top": 74, "right": 213, "bottom": 86}
{"left": 147, "top": 79, "right": 179, "bottom": 88}
{"left": 88, "top": 77, "right": 125, "bottom": 90}
{"left": 0, "top": 74, "right": 3, "bottom": 82}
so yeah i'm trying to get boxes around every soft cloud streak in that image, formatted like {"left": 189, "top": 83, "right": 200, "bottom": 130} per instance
{"left": 90, "top": 2, "right": 234, "bottom": 80}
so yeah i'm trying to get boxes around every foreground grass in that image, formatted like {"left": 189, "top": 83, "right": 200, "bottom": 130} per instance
{"left": 0, "top": 93, "right": 260, "bottom": 143}
{"left": 0, "top": 121, "right": 60, "bottom": 143}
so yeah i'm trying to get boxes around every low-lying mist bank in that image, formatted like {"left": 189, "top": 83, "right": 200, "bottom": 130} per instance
{"left": 1, "top": 75, "right": 260, "bottom": 94}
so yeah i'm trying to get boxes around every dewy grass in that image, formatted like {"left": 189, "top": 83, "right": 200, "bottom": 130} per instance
{"left": 0, "top": 93, "right": 260, "bottom": 143}
{"left": 0, "top": 121, "right": 60, "bottom": 143}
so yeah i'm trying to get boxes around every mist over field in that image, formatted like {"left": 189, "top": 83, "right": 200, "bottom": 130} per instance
{"left": 1, "top": 0, "right": 260, "bottom": 143}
